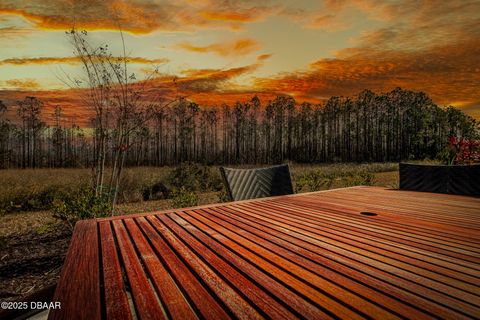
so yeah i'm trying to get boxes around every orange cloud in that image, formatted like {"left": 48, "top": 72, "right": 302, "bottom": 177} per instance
{"left": 253, "top": 37, "right": 480, "bottom": 118}
{"left": 456, "top": 101, "right": 480, "bottom": 120}
{"left": 0, "top": 57, "right": 80, "bottom": 65}
{"left": 0, "top": 25, "right": 32, "bottom": 39}
{"left": 280, "top": 1, "right": 350, "bottom": 31}
{"left": 200, "top": 11, "right": 254, "bottom": 22}
{"left": 2, "top": 1, "right": 480, "bottom": 121}
{"left": 0, "top": 56, "right": 169, "bottom": 66}
{"left": 257, "top": 54, "right": 272, "bottom": 61}
{"left": 329, "top": 1, "right": 480, "bottom": 50}
{"left": 181, "top": 66, "right": 254, "bottom": 79}
{"left": 0, "top": 4, "right": 172, "bottom": 34}
{"left": 176, "top": 38, "right": 259, "bottom": 57}
{"left": 172, "top": 64, "right": 259, "bottom": 93}
{"left": 199, "top": 2, "right": 280, "bottom": 23}
{"left": 250, "top": 0, "right": 480, "bottom": 119}
{"left": 2, "top": 78, "right": 40, "bottom": 90}
{"left": 306, "top": 13, "right": 349, "bottom": 31}
{"left": 0, "top": 1, "right": 281, "bottom": 34}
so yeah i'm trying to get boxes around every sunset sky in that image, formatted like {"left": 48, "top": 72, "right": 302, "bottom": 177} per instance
{"left": 1, "top": 0, "right": 479, "bottom": 124}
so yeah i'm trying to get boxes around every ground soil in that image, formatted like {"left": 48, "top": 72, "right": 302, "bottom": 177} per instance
{"left": 0, "top": 220, "right": 71, "bottom": 302}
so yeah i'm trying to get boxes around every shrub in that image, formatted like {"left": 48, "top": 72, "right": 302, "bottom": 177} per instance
{"left": 216, "top": 186, "right": 230, "bottom": 203}
{"left": 388, "top": 179, "right": 400, "bottom": 189}
{"left": 0, "top": 185, "right": 69, "bottom": 214}
{"left": 170, "top": 187, "right": 198, "bottom": 208}
{"left": 294, "top": 170, "right": 333, "bottom": 192}
{"left": 294, "top": 168, "right": 376, "bottom": 192}
{"left": 438, "top": 137, "right": 480, "bottom": 165}
{"left": 343, "top": 171, "right": 375, "bottom": 187}
{"left": 167, "top": 162, "right": 223, "bottom": 192}
{"left": 117, "top": 170, "right": 145, "bottom": 203}
{"left": 36, "top": 221, "right": 57, "bottom": 235}
{"left": 52, "top": 187, "right": 112, "bottom": 229}
{"left": 142, "top": 182, "right": 170, "bottom": 201}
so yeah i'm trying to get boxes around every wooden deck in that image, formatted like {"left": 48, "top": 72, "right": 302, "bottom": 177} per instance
{"left": 48, "top": 186, "right": 480, "bottom": 320}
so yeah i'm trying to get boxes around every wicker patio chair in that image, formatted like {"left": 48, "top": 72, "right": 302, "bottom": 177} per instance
{"left": 399, "top": 162, "right": 480, "bottom": 196}
{"left": 220, "top": 164, "right": 294, "bottom": 201}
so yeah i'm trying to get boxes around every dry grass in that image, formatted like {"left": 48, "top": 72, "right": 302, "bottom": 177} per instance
{"left": 115, "top": 191, "right": 219, "bottom": 216}
{"left": 0, "top": 162, "right": 399, "bottom": 217}
{"left": 374, "top": 171, "right": 399, "bottom": 189}
{"left": 0, "top": 167, "right": 172, "bottom": 201}
{"left": 0, "top": 211, "right": 56, "bottom": 238}
{"left": 0, "top": 163, "right": 397, "bottom": 192}
{"left": 0, "top": 167, "right": 174, "bottom": 214}
{"left": 0, "top": 163, "right": 398, "bottom": 213}
{"left": 0, "top": 164, "right": 399, "bottom": 237}
{"left": 289, "top": 162, "right": 398, "bottom": 176}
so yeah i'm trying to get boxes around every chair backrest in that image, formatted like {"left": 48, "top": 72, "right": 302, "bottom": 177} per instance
{"left": 399, "top": 163, "right": 480, "bottom": 196}
{"left": 220, "top": 164, "right": 294, "bottom": 201}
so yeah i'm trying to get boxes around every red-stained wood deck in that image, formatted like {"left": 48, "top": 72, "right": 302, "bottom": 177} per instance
{"left": 48, "top": 186, "right": 480, "bottom": 320}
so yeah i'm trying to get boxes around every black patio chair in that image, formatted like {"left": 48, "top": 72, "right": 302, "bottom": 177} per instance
{"left": 399, "top": 162, "right": 480, "bottom": 196}
{"left": 219, "top": 164, "right": 294, "bottom": 201}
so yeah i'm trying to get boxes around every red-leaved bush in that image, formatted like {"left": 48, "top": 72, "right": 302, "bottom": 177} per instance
{"left": 446, "top": 137, "right": 480, "bottom": 165}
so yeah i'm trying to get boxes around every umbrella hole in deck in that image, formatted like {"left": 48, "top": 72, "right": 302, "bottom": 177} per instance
{"left": 360, "top": 212, "right": 378, "bottom": 216}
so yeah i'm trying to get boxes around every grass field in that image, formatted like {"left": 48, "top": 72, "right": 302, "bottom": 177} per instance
{"left": 0, "top": 163, "right": 399, "bottom": 215}
{"left": 0, "top": 162, "right": 399, "bottom": 234}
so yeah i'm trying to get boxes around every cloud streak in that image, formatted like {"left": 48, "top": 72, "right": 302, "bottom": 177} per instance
{"left": 136, "top": 61, "right": 264, "bottom": 96}
{"left": 176, "top": 38, "right": 259, "bottom": 57}
{"left": 1, "top": 78, "right": 40, "bottom": 90}
{"left": 0, "top": 56, "right": 169, "bottom": 66}
{"left": 0, "top": 25, "right": 32, "bottom": 39}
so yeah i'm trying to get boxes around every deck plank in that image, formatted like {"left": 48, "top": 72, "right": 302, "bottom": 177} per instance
{"left": 48, "top": 220, "right": 101, "bottom": 320}
{"left": 112, "top": 219, "right": 166, "bottom": 320}
{"left": 99, "top": 221, "right": 132, "bottom": 320}
{"left": 123, "top": 218, "right": 197, "bottom": 320}
{"left": 136, "top": 216, "right": 232, "bottom": 319}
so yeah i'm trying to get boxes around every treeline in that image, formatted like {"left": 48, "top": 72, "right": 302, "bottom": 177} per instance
{"left": 0, "top": 88, "right": 478, "bottom": 169}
